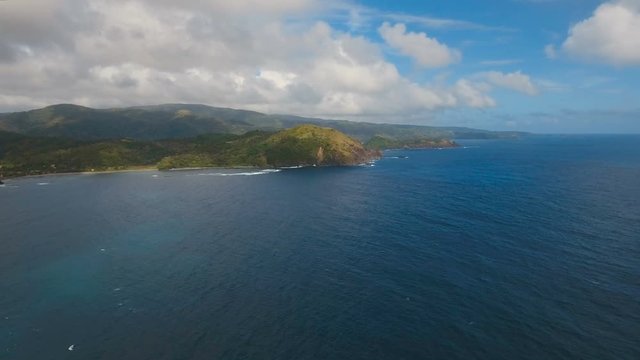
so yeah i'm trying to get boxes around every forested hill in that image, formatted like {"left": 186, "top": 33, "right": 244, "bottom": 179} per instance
{"left": 0, "top": 104, "right": 525, "bottom": 142}
{"left": 0, "top": 125, "right": 381, "bottom": 178}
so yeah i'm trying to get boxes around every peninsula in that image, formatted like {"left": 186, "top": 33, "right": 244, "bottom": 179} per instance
{"left": 0, "top": 103, "right": 525, "bottom": 178}
{"left": 0, "top": 125, "right": 381, "bottom": 177}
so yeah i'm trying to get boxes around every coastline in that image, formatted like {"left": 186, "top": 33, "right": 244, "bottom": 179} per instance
{"left": 0, "top": 165, "right": 278, "bottom": 181}
{"left": 378, "top": 143, "right": 460, "bottom": 151}
{"left": 1, "top": 161, "right": 384, "bottom": 181}
{"left": 1, "top": 166, "right": 158, "bottom": 181}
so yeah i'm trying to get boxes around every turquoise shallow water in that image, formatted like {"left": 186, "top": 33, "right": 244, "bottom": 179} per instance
{"left": 1, "top": 135, "right": 639, "bottom": 359}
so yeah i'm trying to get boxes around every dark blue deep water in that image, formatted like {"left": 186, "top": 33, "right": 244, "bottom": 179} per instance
{"left": 1, "top": 135, "right": 639, "bottom": 360}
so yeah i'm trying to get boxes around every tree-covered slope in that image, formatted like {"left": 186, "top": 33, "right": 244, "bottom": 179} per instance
{"left": 0, "top": 130, "right": 171, "bottom": 177}
{"left": 263, "top": 125, "right": 378, "bottom": 167}
{"left": 365, "top": 135, "right": 458, "bottom": 150}
{"left": 0, "top": 104, "right": 526, "bottom": 142}
{"left": 0, "top": 125, "right": 380, "bottom": 177}
{"left": 0, "top": 104, "right": 233, "bottom": 140}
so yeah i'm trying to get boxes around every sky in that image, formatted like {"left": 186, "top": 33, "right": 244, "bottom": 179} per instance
{"left": 0, "top": 0, "right": 639, "bottom": 133}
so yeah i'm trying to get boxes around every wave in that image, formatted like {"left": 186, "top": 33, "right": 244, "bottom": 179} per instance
{"left": 358, "top": 161, "right": 377, "bottom": 167}
{"left": 37, "top": 182, "right": 50, "bottom": 186}
{"left": 197, "top": 169, "right": 282, "bottom": 177}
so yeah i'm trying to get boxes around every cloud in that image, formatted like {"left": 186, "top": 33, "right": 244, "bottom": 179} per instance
{"left": 478, "top": 71, "right": 539, "bottom": 95}
{"left": 562, "top": 0, "right": 640, "bottom": 66}
{"left": 338, "top": 4, "right": 517, "bottom": 33}
{"left": 479, "top": 59, "right": 523, "bottom": 66}
{"left": 544, "top": 44, "right": 557, "bottom": 59}
{"left": 382, "top": 13, "right": 515, "bottom": 32}
{"left": 378, "top": 22, "right": 461, "bottom": 68}
{"left": 454, "top": 80, "right": 496, "bottom": 108}
{"left": 536, "top": 79, "right": 570, "bottom": 92}
{"left": 0, "top": 0, "right": 529, "bottom": 121}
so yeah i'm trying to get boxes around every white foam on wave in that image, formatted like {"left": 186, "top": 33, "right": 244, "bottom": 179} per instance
{"left": 386, "top": 156, "right": 409, "bottom": 159}
{"left": 358, "top": 161, "right": 377, "bottom": 167}
{"left": 37, "top": 182, "right": 50, "bottom": 186}
{"left": 197, "top": 169, "right": 282, "bottom": 177}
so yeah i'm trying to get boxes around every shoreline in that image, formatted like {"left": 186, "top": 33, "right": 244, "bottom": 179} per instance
{"left": 2, "top": 152, "right": 385, "bottom": 181}
{"left": 0, "top": 165, "right": 277, "bottom": 181}
{"left": 1, "top": 161, "right": 379, "bottom": 181}
{"left": 3, "top": 166, "right": 158, "bottom": 180}
{"left": 378, "top": 144, "right": 460, "bottom": 151}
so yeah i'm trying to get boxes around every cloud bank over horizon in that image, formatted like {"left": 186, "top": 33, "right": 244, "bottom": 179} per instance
{"left": 0, "top": 0, "right": 533, "bottom": 117}
{"left": 0, "top": 0, "right": 638, "bottom": 132}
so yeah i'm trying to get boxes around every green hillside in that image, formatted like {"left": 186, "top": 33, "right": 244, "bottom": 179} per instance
{"left": 365, "top": 135, "right": 458, "bottom": 150}
{"left": 0, "top": 104, "right": 526, "bottom": 142}
{"left": 0, "top": 125, "right": 380, "bottom": 177}
{"left": 0, "top": 130, "right": 170, "bottom": 177}
{"left": 264, "top": 125, "right": 377, "bottom": 167}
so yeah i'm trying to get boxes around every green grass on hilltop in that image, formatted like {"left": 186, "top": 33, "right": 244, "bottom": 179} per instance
{"left": 264, "top": 125, "right": 376, "bottom": 167}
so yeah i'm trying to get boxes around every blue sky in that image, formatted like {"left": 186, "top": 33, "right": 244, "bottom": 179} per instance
{"left": 0, "top": 0, "right": 639, "bottom": 133}
{"left": 335, "top": 0, "right": 640, "bottom": 132}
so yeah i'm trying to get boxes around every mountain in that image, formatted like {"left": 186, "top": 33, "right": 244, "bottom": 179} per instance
{"left": 0, "top": 125, "right": 379, "bottom": 177}
{"left": 157, "top": 125, "right": 380, "bottom": 170}
{"left": 263, "top": 125, "right": 378, "bottom": 167}
{"left": 0, "top": 104, "right": 232, "bottom": 140}
{"left": 0, "top": 104, "right": 526, "bottom": 142}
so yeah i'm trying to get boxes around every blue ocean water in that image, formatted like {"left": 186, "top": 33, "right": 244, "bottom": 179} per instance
{"left": 1, "top": 135, "right": 639, "bottom": 360}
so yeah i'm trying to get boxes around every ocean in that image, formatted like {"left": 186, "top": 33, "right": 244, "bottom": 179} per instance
{"left": 1, "top": 135, "right": 639, "bottom": 359}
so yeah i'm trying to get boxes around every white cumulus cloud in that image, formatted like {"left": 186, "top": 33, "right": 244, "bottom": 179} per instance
{"left": 454, "top": 80, "right": 496, "bottom": 108}
{"left": 478, "top": 71, "right": 539, "bottom": 95}
{"left": 562, "top": 0, "right": 640, "bottom": 66}
{"left": 0, "top": 0, "right": 534, "bottom": 121}
{"left": 378, "top": 22, "right": 461, "bottom": 68}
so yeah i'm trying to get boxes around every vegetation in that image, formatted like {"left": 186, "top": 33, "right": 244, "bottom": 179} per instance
{"left": 0, "top": 104, "right": 526, "bottom": 142}
{"left": 365, "top": 135, "right": 458, "bottom": 150}
{"left": 0, "top": 131, "right": 170, "bottom": 177}
{"left": 264, "top": 125, "right": 377, "bottom": 167}
{"left": 0, "top": 103, "right": 524, "bottom": 178}
{"left": 0, "top": 126, "right": 380, "bottom": 178}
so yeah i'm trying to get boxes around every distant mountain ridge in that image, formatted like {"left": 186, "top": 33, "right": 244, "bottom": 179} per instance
{"left": 0, "top": 104, "right": 526, "bottom": 141}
